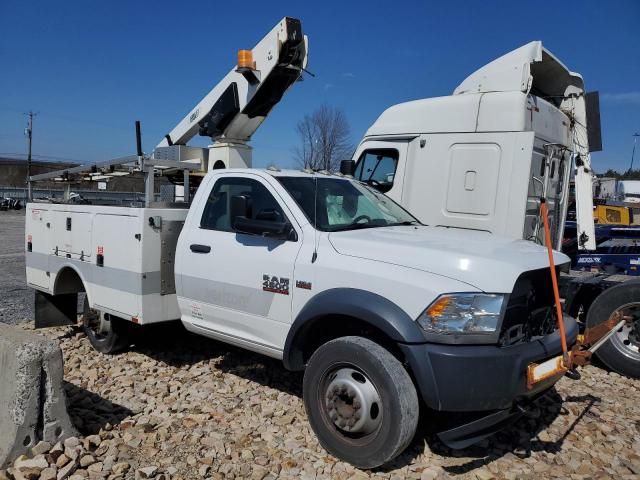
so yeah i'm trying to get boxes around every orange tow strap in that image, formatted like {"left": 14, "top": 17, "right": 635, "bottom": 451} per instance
{"left": 540, "top": 199, "right": 570, "bottom": 367}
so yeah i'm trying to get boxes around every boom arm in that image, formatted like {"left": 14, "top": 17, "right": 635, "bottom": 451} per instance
{"left": 157, "top": 17, "right": 308, "bottom": 149}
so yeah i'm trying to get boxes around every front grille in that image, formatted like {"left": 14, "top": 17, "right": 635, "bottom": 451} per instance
{"left": 499, "top": 267, "right": 559, "bottom": 346}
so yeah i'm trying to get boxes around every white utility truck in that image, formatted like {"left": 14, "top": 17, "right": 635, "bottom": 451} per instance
{"left": 342, "top": 42, "right": 640, "bottom": 380}
{"left": 28, "top": 22, "right": 581, "bottom": 467}
{"left": 26, "top": 169, "right": 577, "bottom": 468}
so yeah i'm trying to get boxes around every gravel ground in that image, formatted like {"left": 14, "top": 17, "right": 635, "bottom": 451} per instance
{"left": 0, "top": 210, "right": 33, "bottom": 325}
{"left": 1, "top": 324, "right": 639, "bottom": 480}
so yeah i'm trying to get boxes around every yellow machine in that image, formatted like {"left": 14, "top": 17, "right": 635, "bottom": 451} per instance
{"left": 594, "top": 204, "right": 632, "bottom": 225}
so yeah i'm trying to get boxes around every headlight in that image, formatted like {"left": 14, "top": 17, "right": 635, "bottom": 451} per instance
{"left": 417, "top": 294, "right": 505, "bottom": 334}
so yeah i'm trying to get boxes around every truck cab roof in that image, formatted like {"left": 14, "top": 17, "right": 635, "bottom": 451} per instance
{"left": 212, "top": 167, "right": 352, "bottom": 180}
{"left": 364, "top": 41, "right": 580, "bottom": 146}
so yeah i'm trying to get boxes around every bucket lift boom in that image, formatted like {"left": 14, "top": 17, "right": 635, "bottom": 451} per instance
{"left": 155, "top": 17, "right": 308, "bottom": 171}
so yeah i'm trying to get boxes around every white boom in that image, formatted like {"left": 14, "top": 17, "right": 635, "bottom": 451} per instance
{"left": 156, "top": 17, "right": 308, "bottom": 150}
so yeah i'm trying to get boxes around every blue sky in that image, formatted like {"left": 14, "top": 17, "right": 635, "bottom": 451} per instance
{"left": 1, "top": 0, "right": 639, "bottom": 173}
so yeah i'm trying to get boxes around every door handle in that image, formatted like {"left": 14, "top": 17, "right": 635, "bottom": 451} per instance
{"left": 190, "top": 244, "right": 211, "bottom": 253}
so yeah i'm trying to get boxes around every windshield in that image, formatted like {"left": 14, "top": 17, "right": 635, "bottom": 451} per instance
{"left": 277, "top": 176, "right": 420, "bottom": 232}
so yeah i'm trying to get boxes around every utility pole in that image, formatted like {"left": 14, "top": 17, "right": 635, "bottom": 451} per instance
{"left": 25, "top": 111, "right": 37, "bottom": 201}
{"left": 630, "top": 133, "right": 640, "bottom": 175}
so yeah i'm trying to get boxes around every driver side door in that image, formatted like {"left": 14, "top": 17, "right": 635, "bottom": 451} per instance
{"left": 178, "top": 173, "right": 302, "bottom": 357}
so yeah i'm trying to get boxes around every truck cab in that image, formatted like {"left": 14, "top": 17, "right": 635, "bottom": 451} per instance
{"left": 350, "top": 41, "right": 598, "bottom": 252}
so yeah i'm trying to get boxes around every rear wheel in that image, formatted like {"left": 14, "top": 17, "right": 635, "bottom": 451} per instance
{"left": 81, "top": 297, "right": 129, "bottom": 354}
{"left": 303, "top": 336, "right": 419, "bottom": 469}
{"left": 586, "top": 281, "right": 640, "bottom": 378}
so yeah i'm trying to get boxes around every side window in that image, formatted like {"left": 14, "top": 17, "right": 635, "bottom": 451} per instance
{"left": 200, "top": 177, "right": 287, "bottom": 231}
{"left": 353, "top": 149, "right": 399, "bottom": 193}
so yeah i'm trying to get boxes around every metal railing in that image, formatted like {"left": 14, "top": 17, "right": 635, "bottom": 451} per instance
{"left": 0, "top": 186, "right": 146, "bottom": 206}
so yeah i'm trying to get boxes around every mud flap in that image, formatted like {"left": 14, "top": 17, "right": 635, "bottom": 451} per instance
{"left": 34, "top": 291, "right": 77, "bottom": 328}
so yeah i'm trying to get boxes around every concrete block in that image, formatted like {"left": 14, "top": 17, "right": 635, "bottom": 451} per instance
{"left": 0, "top": 324, "right": 76, "bottom": 468}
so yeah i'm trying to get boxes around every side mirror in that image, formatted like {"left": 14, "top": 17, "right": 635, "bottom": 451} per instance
{"left": 234, "top": 217, "right": 294, "bottom": 240}
{"left": 340, "top": 160, "right": 356, "bottom": 176}
{"left": 230, "top": 195, "right": 252, "bottom": 223}
{"left": 585, "top": 91, "right": 602, "bottom": 152}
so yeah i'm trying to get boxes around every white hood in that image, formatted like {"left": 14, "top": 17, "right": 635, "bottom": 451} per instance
{"left": 328, "top": 226, "right": 569, "bottom": 293}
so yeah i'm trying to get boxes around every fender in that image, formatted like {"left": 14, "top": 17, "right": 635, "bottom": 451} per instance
{"left": 283, "top": 288, "right": 426, "bottom": 370}
{"left": 51, "top": 263, "right": 92, "bottom": 306}
{"left": 33, "top": 264, "right": 88, "bottom": 329}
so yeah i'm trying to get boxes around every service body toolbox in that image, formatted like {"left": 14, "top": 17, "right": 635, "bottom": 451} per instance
{"left": 26, "top": 204, "right": 188, "bottom": 324}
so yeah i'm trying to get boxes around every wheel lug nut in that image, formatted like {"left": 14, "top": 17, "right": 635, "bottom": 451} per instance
{"left": 353, "top": 400, "right": 361, "bottom": 409}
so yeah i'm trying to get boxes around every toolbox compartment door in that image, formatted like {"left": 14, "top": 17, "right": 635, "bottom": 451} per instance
{"left": 25, "top": 206, "right": 51, "bottom": 289}
{"left": 52, "top": 210, "right": 92, "bottom": 258}
{"left": 90, "top": 213, "right": 141, "bottom": 318}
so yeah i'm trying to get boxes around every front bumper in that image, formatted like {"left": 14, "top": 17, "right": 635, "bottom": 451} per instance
{"left": 399, "top": 315, "right": 578, "bottom": 449}
{"left": 399, "top": 315, "right": 578, "bottom": 412}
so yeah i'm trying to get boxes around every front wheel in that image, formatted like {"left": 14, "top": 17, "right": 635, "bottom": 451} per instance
{"left": 81, "top": 297, "right": 129, "bottom": 354}
{"left": 586, "top": 281, "right": 640, "bottom": 379}
{"left": 303, "top": 336, "right": 419, "bottom": 469}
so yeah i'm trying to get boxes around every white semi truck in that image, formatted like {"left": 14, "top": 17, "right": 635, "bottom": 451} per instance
{"left": 341, "top": 41, "right": 640, "bottom": 380}
{"left": 24, "top": 20, "right": 624, "bottom": 467}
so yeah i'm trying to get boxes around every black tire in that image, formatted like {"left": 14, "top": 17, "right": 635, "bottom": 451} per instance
{"left": 303, "top": 336, "right": 419, "bottom": 469}
{"left": 81, "top": 297, "right": 129, "bottom": 354}
{"left": 586, "top": 281, "right": 640, "bottom": 379}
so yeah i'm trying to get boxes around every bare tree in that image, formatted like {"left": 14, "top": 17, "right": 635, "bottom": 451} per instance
{"left": 294, "top": 105, "right": 353, "bottom": 171}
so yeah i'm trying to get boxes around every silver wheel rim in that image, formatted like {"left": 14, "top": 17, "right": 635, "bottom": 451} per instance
{"left": 85, "top": 308, "right": 110, "bottom": 340}
{"left": 608, "top": 303, "right": 640, "bottom": 361}
{"left": 324, "top": 367, "right": 382, "bottom": 435}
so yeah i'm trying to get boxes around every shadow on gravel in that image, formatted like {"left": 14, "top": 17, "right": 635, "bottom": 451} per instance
{"left": 64, "top": 381, "right": 133, "bottom": 435}
{"left": 131, "top": 321, "right": 303, "bottom": 398}
{"left": 123, "top": 322, "right": 600, "bottom": 474}
{"left": 430, "top": 392, "right": 601, "bottom": 476}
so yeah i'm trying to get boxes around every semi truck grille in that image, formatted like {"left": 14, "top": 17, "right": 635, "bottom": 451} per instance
{"left": 499, "top": 267, "right": 559, "bottom": 347}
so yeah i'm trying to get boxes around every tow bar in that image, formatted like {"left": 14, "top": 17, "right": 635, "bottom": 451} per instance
{"left": 526, "top": 199, "right": 626, "bottom": 389}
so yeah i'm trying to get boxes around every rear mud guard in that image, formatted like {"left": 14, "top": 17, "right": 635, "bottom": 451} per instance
{"left": 35, "top": 291, "right": 77, "bottom": 328}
